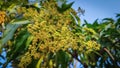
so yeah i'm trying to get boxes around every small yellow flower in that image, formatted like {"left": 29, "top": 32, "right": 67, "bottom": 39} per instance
{"left": 0, "top": 11, "right": 6, "bottom": 24}
{"left": 83, "top": 27, "right": 97, "bottom": 35}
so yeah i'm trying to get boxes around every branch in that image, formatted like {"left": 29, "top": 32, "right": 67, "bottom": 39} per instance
{"left": 67, "top": 50, "right": 88, "bottom": 68}
{"left": 67, "top": 50, "right": 82, "bottom": 63}
{"left": 103, "top": 48, "right": 115, "bottom": 61}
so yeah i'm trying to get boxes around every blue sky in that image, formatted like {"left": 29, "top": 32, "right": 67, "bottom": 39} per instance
{"left": 69, "top": 0, "right": 120, "bottom": 23}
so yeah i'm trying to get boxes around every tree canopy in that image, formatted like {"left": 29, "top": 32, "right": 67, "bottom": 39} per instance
{"left": 0, "top": 0, "right": 120, "bottom": 68}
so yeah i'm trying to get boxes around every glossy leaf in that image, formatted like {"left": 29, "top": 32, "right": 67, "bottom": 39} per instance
{"left": 10, "top": 19, "right": 31, "bottom": 24}
{"left": 36, "top": 55, "right": 44, "bottom": 68}
{"left": 70, "top": 12, "right": 81, "bottom": 26}
{"left": 7, "top": 28, "right": 29, "bottom": 63}
{"left": 1, "top": 24, "right": 20, "bottom": 46}
{"left": 57, "top": 1, "right": 74, "bottom": 12}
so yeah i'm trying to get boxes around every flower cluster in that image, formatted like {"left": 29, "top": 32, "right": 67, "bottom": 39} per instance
{"left": 27, "top": 21, "right": 78, "bottom": 52}
{"left": 18, "top": 0, "right": 101, "bottom": 67}
{"left": 25, "top": 0, "right": 78, "bottom": 53}
{"left": 83, "top": 27, "right": 97, "bottom": 35}
{"left": 79, "top": 40, "right": 100, "bottom": 54}
{"left": 18, "top": 52, "right": 32, "bottom": 68}
{"left": 0, "top": 11, "right": 6, "bottom": 25}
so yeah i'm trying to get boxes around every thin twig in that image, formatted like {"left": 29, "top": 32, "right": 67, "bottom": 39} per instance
{"left": 103, "top": 48, "right": 115, "bottom": 61}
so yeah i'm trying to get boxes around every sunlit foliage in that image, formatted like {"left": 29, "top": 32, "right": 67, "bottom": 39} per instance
{"left": 3, "top": 0, "right": 120, "bottom": 68}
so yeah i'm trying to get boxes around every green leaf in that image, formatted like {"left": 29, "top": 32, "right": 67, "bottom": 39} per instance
{"left": 1, "top": 24, "right": 20, "bottom": 46}
{"left": 0, "top": 54, "right": 5, "bottom": 60}
{"left": 13, "top": 30, "right": 29, "bottom": 53}
{"left": 70, "top": 12, "right": 81, "bottom": 26}
{"left": 100, "top": 30, "right": 105, "bottom": 37}
{"left": 57, "top": 1, "right": 74, "bottom": 12}
{"left": 7, "top": 4, "right": 19, "bottom": 15}
{"left": 10, "top": 19, "right": 31, "bottom": 24}
{"left": 104, "top": 23, "right": 111, "bottom": 31}
{"left": 116, "top": 14, "right": 120, "bottom": 17}
{"left": 36, "top": 55, "right": 44, "bottom": 68}
{"left": 25, "top": 35, "right": 34, "bottom": 50}
{"left": 56, "top": 50, "right": 69, "bottom": 68}
{"left": 84, "top": 20, "right": 88, "bottom": 24}
{"left": 7, "top": 28, "right": 29, "bottom": 63}
{"left": 33, "top": 2, "right": 41, "bottom": 8}
{"left": 103, "top": 18, "right": 114, "bottom": 22}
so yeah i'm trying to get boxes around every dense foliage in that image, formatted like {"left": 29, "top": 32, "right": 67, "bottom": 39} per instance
{"left": 84, "top": 15, "right": 120, "bottom": 67}
{"left": 0, "top": 0, "right": 120, "bottom": 68}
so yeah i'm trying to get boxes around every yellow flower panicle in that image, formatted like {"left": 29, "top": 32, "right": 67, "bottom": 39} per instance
{"left": 83, "top": 27, "right": 97, "bottom": 35}
{"left": 85, "top": 40, "right": 100, "bottom": 54}
{"left": 18, "top": 52, "right": 32, "bottom": 68}
{"left": 18, "top": 0, "right": 101, "bottom": 67}
{"left": 0, "top": 11, "right": 6, "bottom": 25}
